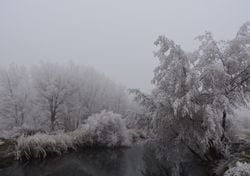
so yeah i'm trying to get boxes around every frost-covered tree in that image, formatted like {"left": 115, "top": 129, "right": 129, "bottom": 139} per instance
{"left": 29, "top": 62, "right": 130, "bottom": 132}
{"left": 73, "top": 66, "right": 129, "bottom": 121}
{"left": 194, "top": 24, "right": 250, "bottom": 134}
{"left": 32, "top": 63, "right": 78, "bottom": 131}
{"left": 131, "top": 22, "right": 250, "bottom": 164}
{"left": 0, "top": 65, "right": 31, "bottom": 129}
{"left": 0, "top": 62, "right": 132, "bottom": 133}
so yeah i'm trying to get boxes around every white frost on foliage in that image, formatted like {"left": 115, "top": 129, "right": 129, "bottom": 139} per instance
{"left": 0, "top": 62, "right": 130, "bottom": 132}
{"left": 16, "top": 133, "right": 74, "bottom": 159}
{"left": 224, "top": 162, "right": 250, "bottom": 176}
{"left": 131, "top": 22, "right": 250, "bottom": 164}
{"left": 16, "top": 110, "right": 131, "bottom": 159}
{"left": 84, "top": 110, "right": 131, "bottom": 147}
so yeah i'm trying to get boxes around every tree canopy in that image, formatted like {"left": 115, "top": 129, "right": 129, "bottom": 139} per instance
{"left": 131, "top": 21, "right": 250, "bottom": 161}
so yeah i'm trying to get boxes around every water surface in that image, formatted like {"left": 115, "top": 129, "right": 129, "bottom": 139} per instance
{"left": 0, "top": 145, "right": 209, "bottom": 176}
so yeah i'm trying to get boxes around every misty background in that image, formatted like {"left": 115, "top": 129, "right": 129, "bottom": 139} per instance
{"left": 0, "top": 0, "right": 249, "bottom": 92}
{"left": 0, "top": 2, "right": 250, "bottom": 175}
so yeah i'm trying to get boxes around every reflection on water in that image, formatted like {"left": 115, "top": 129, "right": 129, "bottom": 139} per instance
{"left": 0, "top": 146, "right": 144, "bottom": 176}
{"left": 0, "top": 145, "right": 209, "bottom": 176}
{"left": 142, "top": 145, "right": 210, "bottom": 176}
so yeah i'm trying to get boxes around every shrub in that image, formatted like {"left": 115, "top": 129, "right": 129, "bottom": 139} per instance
{"left": 224, "top": 161, "right": 250, "bottom": 176}
{"left": 16, "top": 110, "right": 131, "bottom": 159}
{"left": 16, "top": 133, "right": 74, "bottom": 159}
{"left": 84, "top": 110, "right": 131, "bottom": 147}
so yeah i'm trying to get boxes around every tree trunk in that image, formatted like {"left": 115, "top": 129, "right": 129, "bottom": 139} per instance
{"left": 222, "top": 110, "right": 226, "bottom": 130}
{"left": 221, "top": 110, "right": 226, "bottom": 141}
{"left": 50, "top": 112, "right": 56, "bottom": 131}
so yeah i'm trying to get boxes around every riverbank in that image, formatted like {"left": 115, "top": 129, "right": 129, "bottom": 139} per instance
{"left": 0, "top": 127, "right": 147, "bottom": 161}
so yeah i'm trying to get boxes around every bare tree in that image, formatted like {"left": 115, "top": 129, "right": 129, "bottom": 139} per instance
{"left": 32, "top": 63, "right": 77, "bottom": 131}
{"left": 0, "top": 64, "right": 31, "bottom": 129}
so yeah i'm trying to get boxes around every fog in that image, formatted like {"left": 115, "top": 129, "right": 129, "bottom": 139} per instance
{"left": 0, "top": 0, "right": 249, "bottom": 91}
{"left": 1, "top": 1, "right": 250, "bottom": 175}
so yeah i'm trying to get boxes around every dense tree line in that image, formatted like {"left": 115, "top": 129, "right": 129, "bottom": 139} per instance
{"left": 0, "top": 62, "right": 130, "bottom": 132}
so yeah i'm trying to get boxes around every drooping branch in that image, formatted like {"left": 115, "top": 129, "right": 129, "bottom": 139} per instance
{"left": 129, "top": 89, "right": 157, "bottom": 112}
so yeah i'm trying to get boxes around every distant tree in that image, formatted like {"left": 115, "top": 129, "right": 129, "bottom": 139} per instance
{"left": 0, "top": 62, "right": 132, "bottom": 133}
{"left": 130, "top": 22, "right": 250, "bottom": 162}
{"left": 32, "top": 63, "right": 77, "bottom": 131}
{"left": 0, "top": 64, "right": 31, "bottom": 129}
{"left": 31, "top": 62, "right": 130, "bottom": 132}
{"left": 74, "top": 66, "right": 129, "bottom": 120}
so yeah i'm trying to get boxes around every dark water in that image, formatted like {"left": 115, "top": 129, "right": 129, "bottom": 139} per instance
{"left": 0, "top": 145, "right": 209, "bottom": 176}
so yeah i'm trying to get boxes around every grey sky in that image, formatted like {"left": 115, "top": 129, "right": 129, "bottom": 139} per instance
{"left": 0, "top": 0, "right": 249, "bottom": 91}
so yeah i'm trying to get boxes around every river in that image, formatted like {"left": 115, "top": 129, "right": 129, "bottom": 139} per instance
{"left": 0, "top": 144, "right": 210, "bottom": 176}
